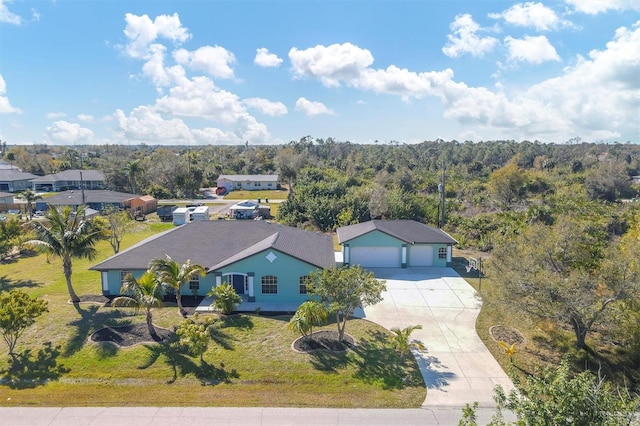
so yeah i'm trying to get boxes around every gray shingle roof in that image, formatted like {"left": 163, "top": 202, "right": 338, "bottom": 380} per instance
{"left": 337, "top": 220, "right": 457, "bottom": 245}
{"left": 0, "top": 169, "right": 39, "bottom": 182}
{"left": 91, "top": 221, "right": 335, "bottom": 272}
{"left": 30, "top": 169, "right": 105, "bottom": 183}
{"left": 217, "top": 174, "right": 279, "bottom": 182}
{"left": 43, "top": 190, "right": 135, "bottom": 206}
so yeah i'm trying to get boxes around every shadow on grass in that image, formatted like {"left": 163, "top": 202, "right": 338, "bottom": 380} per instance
{"left": 0, "top": 342, "right": 70, "bottom": 389}
{"left": 218, "top": 314, "right": 254, "bottom": 330}
{"left": 210, "top": 326, "right": 235, "bottom": 351}
{"left": 308, "top": 348, "right": 350, "bottom": 373}
{"left": 139, "top": 340, "right": 239, "bottom": 385}
{"left": 0, "top": 275, "right": 43, "bottom": 292}
{"left": 64, "top": 303, "right": 132, "bottom": 357}
{"left": 349, "top": 330, "right": 424, "bottom": 390}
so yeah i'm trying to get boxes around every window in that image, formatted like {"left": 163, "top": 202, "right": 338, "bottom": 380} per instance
{"left": 438, "top": 247, "right": 447, "bottom": 259}
{"left": 120, "top": 270, "right": 130, "bottom": 286}
{"left": 261, "top": 275, "right": 278, "bottom": 294}
{"left": 299, "top": 276, "right": 310, "bottom": 294}
{"left": 189, "top": 275, "right": 200, "bottom": 292}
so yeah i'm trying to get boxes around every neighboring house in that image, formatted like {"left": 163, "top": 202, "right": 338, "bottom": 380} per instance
{"left": 91, "top": 221, "right": 335, "bottom": 305}
{"left": 0, "top": 191, "right": 14, "bottom": 204}
{"left": 35, "top": 189, "right": 139, "bottom": 212}
{"left": 632, "top": 176, "right": 640, "bottom": 185}
{"left": 124, "top": 195, "right": 158, "bottom": 215}
{"left": 0, "top": 160, "right": 20, "bottom": 170}
{"left": 31, "top": 169, "right": 105, "bottom": 192}
{"left": 337, "top": 220, "right": 457, "bottom": 268}
{"left": 216, "top": 174, "right": 279, "bottom": 192}
{"left": 0, "top": 169, "right": 38, "bottom": 192}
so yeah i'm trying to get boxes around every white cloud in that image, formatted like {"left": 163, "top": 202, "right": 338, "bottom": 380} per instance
{"left": 122, "top": 13, "right": 190, "bottom": 60}
{"left": 77, "top": 114, "right": 94, "bottom": 122}
{"left": 243, "top": 98, "right": 288, "bottom": 116}
{"left": 565, "top": 0, "right": 640, "bottom": 14}
{"left": 173, "top": 45, "right": 236, "bottom": 79}
{"left": 489, "top": 2, "right": 566, "bottom": 31}
{"left": 115, "top": 106, "right": 191, "bottom": 143}
{"left": 504, "top": 35, "right": 560, "bottom": 64}
{"left": 0, "top": 74, "right": 20, "bottom": 114}
{"left": 442, "top": 14, "right": 499, "bottom": 58}
{"left": 437, "top": 21, "right": 640, "bottom": 142}
{"left": 45, "top": 121, "right": 93, "bottom": 144}
{"left": 289, "top": 43, "right": 374, "bottom": 87}
{"left": 254, "top": 48, "right": 283, "bottom": 67}
{"left": 295, "top": 97, "right": 335, "bottom": 116}
{"left": 46, "top": 112, "right": 66, "bottom": 119}
{"left": 0, "top": 0, "right": 22, "bottom": 25}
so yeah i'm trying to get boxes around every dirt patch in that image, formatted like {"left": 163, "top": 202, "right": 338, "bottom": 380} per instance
{"left": 490, "top": 325, "right": 526, "bottom": 345}
{"left": 292, "top": 330, "right": 355, "bottom": 353}
{"left": 90, "top": 323, "right": 175, "bottom": 347}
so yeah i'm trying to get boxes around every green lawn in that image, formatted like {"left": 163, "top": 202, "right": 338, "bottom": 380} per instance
{"left": 0, "top": 221, "right": 425, "bottom": 407}
{"left": 223, "top": 189, "right": 288, "bottom": 201}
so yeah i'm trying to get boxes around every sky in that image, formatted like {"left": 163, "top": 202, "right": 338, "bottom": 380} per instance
{"left": 0, "top": 0, "right": 639, "bottom": 146}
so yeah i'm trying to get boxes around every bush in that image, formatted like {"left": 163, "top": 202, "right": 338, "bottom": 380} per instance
{"left": 208, "top": 284, "right": 241, "bottom": 314}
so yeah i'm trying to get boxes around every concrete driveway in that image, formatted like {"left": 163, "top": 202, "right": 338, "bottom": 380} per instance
{"left": 356, "top": 267, "right": 513, "bottom": 408}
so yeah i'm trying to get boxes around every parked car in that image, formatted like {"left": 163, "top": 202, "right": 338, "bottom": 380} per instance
{"left": 215, "top": 186, "right": 228, "bottom": 195}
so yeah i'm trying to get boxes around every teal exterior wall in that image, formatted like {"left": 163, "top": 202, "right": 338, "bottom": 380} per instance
{"left": 217, "top": 249, "right": 319, "bottom": 304}
{"left": 100, "top": 249, "right": 320, "bottom": 304}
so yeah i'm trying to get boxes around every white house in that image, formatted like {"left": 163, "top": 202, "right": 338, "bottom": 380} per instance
{"left": 216, "top": 174, "right": 279, "bottom": 192}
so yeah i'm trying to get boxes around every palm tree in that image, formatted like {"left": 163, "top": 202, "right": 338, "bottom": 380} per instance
{"left": 112, "top": 271, "right": 164, "bottom": 339}
{"left": 150, "top": 256, "right": 205, "bottom": 317}
{"left": 290, "top": 300, "right": 328, "bottom": 337}
{"left": 388, "top": 324, "right": 425, "bottom": 359}
{"left": 21, "top": 189, "right": 42, "bottom": 220}
{"left": 124, "top": 159, "right": 145, "bottom": 195}
{"left": 27, "top": 205, "right": 102, "bottom": 303}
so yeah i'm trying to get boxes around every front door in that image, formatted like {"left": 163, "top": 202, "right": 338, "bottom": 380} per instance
{"left": 232, "top": 274, "right": 245, "bottom": 295}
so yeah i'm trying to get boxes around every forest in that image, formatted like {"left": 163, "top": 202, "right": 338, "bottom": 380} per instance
{"left": 3, "top": 137, "right": 640, "bottom": 389}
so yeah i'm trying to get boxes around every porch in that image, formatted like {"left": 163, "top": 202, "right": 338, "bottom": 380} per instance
{"left": 195, "top": 295, "right": 301, "bottom": 314}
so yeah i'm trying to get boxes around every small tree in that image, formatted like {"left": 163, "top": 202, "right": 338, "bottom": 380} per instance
{"left": 112, "top": 271, "right": 164, "bottom": 339}
{"left": 0, "top": 290, "right": 48, "bottom": 359}
{"left": 388, "top": 324, "right": 425, "bottom": 359}
{"left": 175, "top": 314, "right": 214, "bottom": 362}
{"left": 288, "top": 300, "right": 328, "bottom": 338}
{"left": 208, "top": 283, "right": 241, "bottom": 315}
{"left": 101, "top": 207, "right": 131, "bottom": 254}
{"left": 20, "top": 189, "right": 42, "bottom": 220}
{"left": 487, "top": 357, "right": 639, "bottom": 425}
{"left": 308, "top": 266, "right": 386, "bottom": 341}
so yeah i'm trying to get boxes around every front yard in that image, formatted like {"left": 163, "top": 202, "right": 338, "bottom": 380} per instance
{"left": 0, "top": 221, "right": 425, "bottom": 407}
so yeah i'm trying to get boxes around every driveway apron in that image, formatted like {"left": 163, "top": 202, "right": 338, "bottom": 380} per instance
{"left": 357, "top": 267, "right": 514, "bottom": 408}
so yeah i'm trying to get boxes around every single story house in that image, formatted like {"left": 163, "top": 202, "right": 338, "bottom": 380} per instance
{"left": 0, "top": 169, "right": 38, "bottom": 192}
{"left": 0, "top": 191, "right": 14, "bottom": 204}
{"left": 31, "top": 169, "right": 105, "bottom": 192}
{"left": 216, "top": 174, "right": 279, "bottom": 192}
{"left": 35, "top": 190, "right": 139, "bottom": 213}
{"left": 0, "top": 160, "right": 20, "bottom": 170}
{"left": 337, "top": 220, "right": 457, "bottom": 268}
{"left": 91, "top": 221, "right": 335, "bottom": 305}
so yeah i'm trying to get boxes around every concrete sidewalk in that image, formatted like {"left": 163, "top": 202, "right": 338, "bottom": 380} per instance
{"left": 357, "top": 267, "right": 514, "bottom": 408}
{"left": 0, "top": 406, "right": 507, "bottom": 425}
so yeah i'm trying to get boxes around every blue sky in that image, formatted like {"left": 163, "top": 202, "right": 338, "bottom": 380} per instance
{"left": 0, "top": 0, "right": 638, "bottom": 146}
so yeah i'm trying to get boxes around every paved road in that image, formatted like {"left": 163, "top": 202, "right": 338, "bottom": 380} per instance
{"left": 0, "top": 406, "right": 507, "bottom": 425}
{"left": 357, "top": 267, "right": 514, "bottom": 408}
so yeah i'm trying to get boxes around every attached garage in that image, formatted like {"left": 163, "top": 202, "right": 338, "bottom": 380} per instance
{"left": 338, "top": 220, "right": 457, "bottom": 269}
{"left": 409, "top": 245, "right": 433, "bottom": 267}
{"left": 350, "top": 246, "right": 401, "bottom": 268}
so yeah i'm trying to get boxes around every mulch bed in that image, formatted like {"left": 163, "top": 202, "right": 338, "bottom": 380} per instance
{"left": 292, "top": 330, "right": 355, "bottom": 353}
{"left": 78, "top": 294, "right": 111, "bottom": 305}
{"left": 489, "top": 325, "right": 526, "bottom": 345}
{"left": 90, "top": 323, "right": 175, "bottom": 347}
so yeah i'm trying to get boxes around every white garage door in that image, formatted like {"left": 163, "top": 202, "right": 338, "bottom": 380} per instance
{"left": 350, "top": 247, "right": 401, "bottom": 268}
{"left": 409, "top": 245, "right": 433, "bottom": 267}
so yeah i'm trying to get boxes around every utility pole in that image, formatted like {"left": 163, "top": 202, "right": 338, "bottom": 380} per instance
{"left": 439, "top": 161, "right": 446, "bottom": 228}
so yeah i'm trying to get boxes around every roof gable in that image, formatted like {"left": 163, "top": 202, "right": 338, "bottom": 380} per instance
{"left": 337, "top": 220, "right": 457, "bottom": 245}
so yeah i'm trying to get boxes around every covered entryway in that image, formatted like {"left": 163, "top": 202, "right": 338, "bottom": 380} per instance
{"left": 223, "top": 274, "right": 246, "bottom": 295}
{"left": 409, "top": 245, "right": 433, "bottom": 267}
{"left": 350, "top": 247, "right": 401, "bottom": 268}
